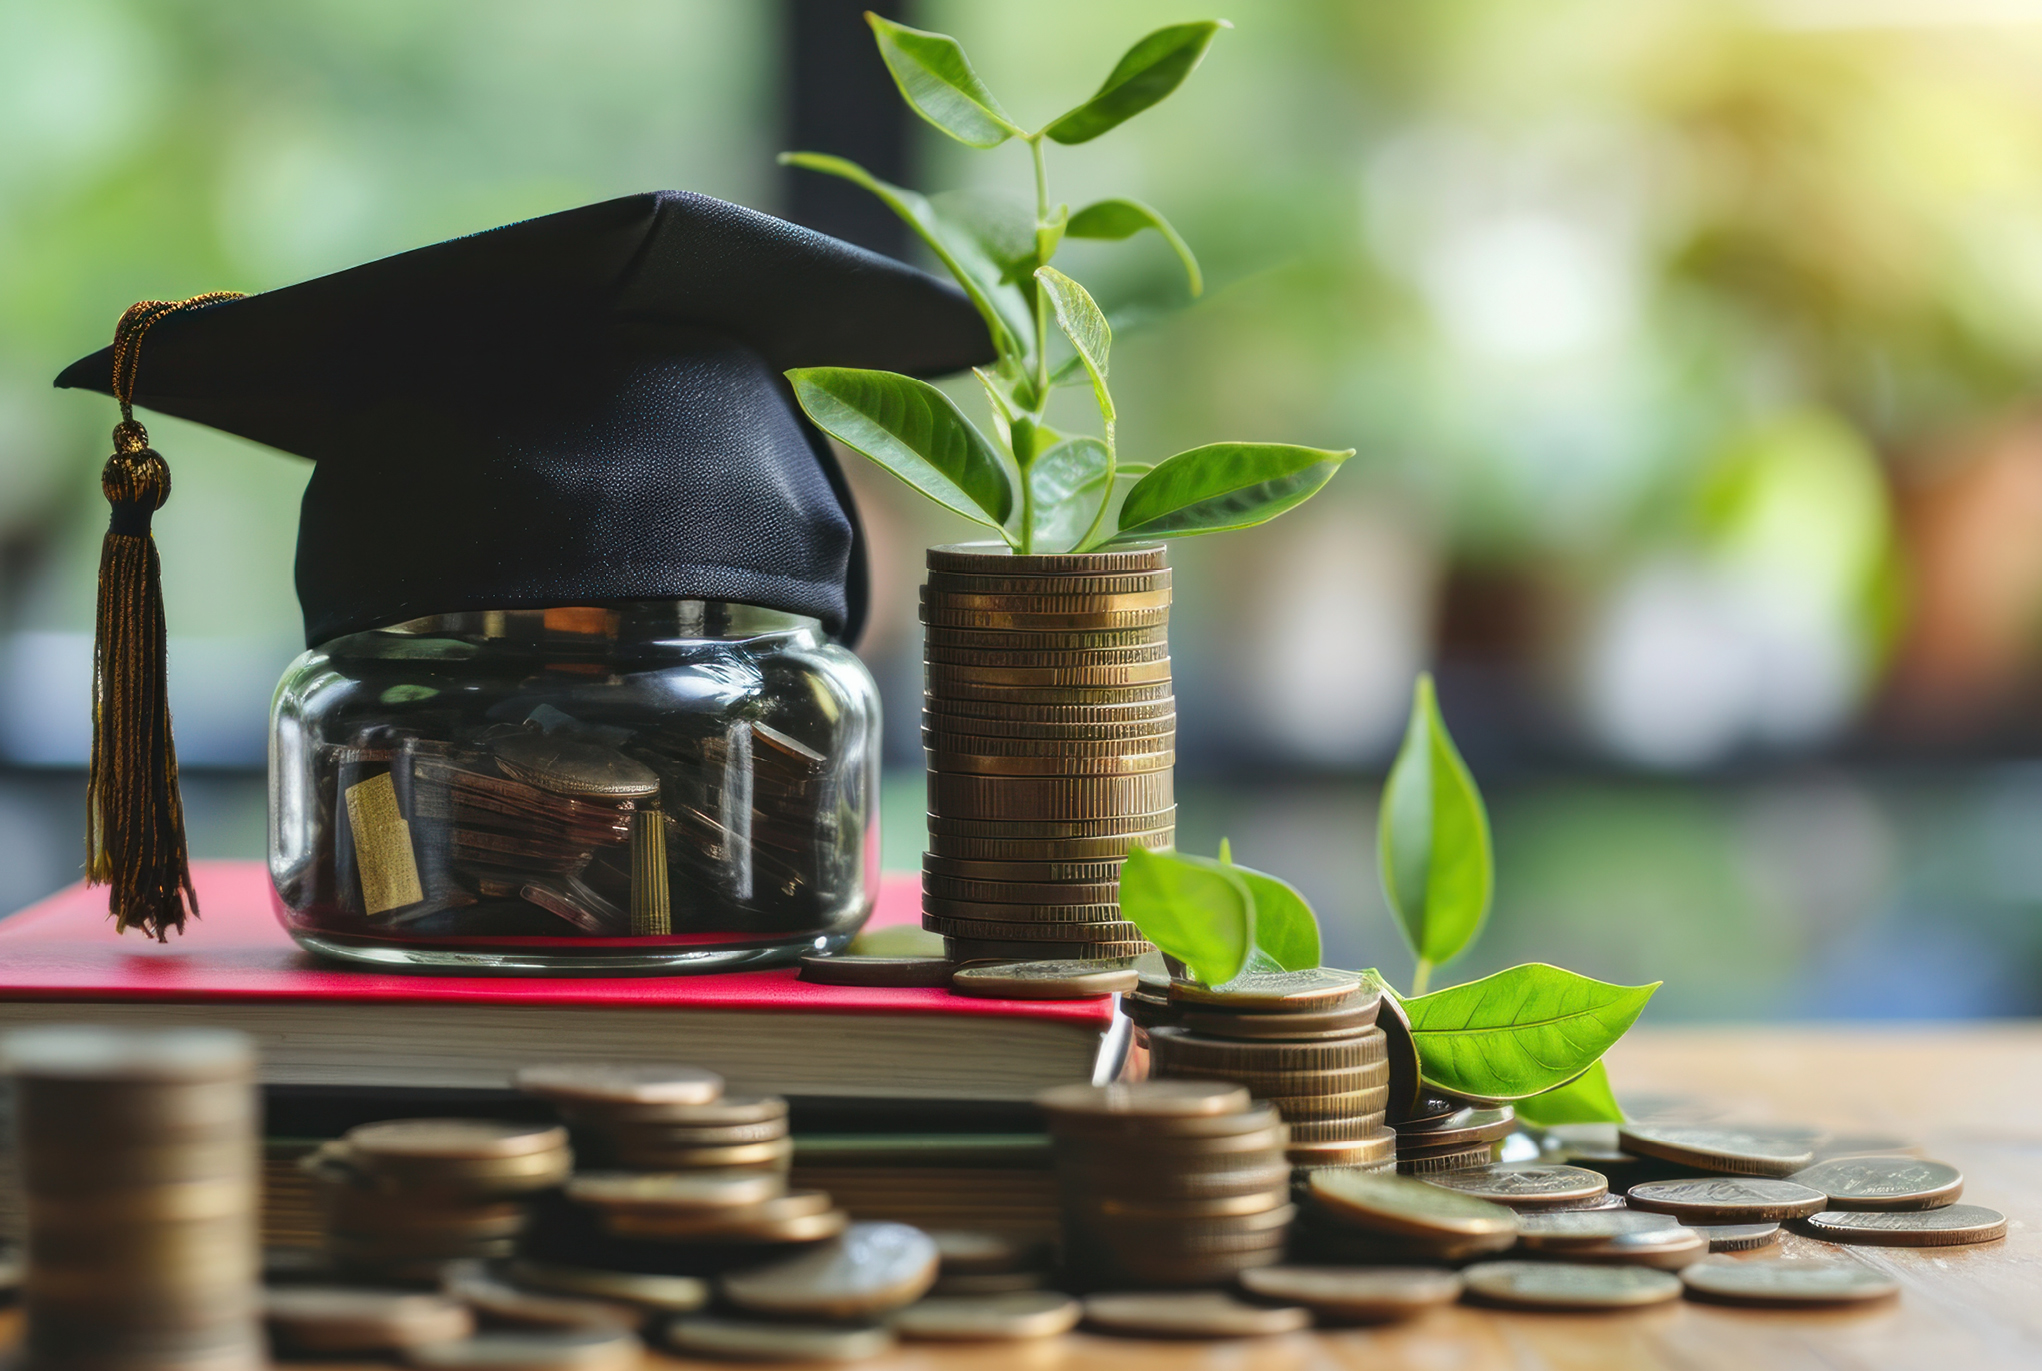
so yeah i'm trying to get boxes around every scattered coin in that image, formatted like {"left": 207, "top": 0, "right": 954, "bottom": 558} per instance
{"left": 797, "top": 954, "right": 957, "bottom": 988}
{"left": 1787, "top": 1157, "right": 1963, "bottom": 1211}
{"left": 1308, "top": 1169, "right": 1520, "bottom": 1241}
{"left": 1625, "top": 1178, "right": 1829, "bottom": 1222}
{"left": 1516, "top": 1210, "right": 1680, "bottom": 1246}
{"left": 663, "top": 1317, "right": 894, "bottom": 1363}
{"left": 1680, "top": 1222, "right": 1780, "bottom": 1252}
{"left": 1531, "top": 1226, "right": 1708, "bottom": 1270}
{"left": 720, "top": 1222, "right": 939, "bottom": 1320}
{"left": 1082, "top": 1291, "right": 1311, "bottom": 1338}
{"left": 1617, "top": 1125, "right": 1814, "bottom": 1178}
{"left": 266, "top": 1287, "right": 475, "bottom": 1355}
{"left": 507, "top": 1263, "right": 709, "bottom": 1313}
{"left": 1236, "top": 1266, "right": 1463, "bottom": 1324}
{"left": 951, "top": 960, "right": 1140, "bottom": 999}
{"left": 892, "top": 1291, "right": 1083, "bottom": 1341}
{"left": 1798, "top": 1205, "right": 2008, "bottom": 1247}
{"left": 1681, "top": 1258, "right": 1901, "bottom": 1306}
{"left": 1420, "top": 1165, "right": 1609, "bottom": 1210}
{"left": 1461, "top": 1260, "right": 1683, "bottom": 1311}
{"left": 1396, "top": 1108, "right": 1518, "bottom": 1150}
{"left": 443, "top": 1269, "right": 640, "bottom": 1331}
{"left": 402, "top": 1327, "right": 641, "bottom": 1370}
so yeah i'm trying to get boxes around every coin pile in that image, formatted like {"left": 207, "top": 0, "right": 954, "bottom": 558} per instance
{"left": 1294, "top": 1168, "right": 1519, "bottom": 1265}
{"left": 1145, "top": 970, "right": 1394, "bottom": 1173}
{"left": 1393, "top": 1100, "right": 1518, "bottom": 1175}
{"left": 5, "top": 1025, "right": 264, "bottom": 1371}
{"left": 921, "top": 543, "right": 1175, "bottom": 963}
{"left": 1040, "top": 1081, "right": 1293, "bottom": 1289}
{"left": 516, "top": 1063, "right": 791, "bottom": 1176}
{"left": 305, "top": 1118, "right": 570, "bottom": 1278}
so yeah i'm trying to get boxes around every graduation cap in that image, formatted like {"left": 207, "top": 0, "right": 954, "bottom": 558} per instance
{"left": 57, "top": 191, "right": 993, "bottom": 938}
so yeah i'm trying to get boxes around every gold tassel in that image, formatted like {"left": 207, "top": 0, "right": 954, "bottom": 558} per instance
{"left": 86, "top": 294, "right": 241, "bottom": 939}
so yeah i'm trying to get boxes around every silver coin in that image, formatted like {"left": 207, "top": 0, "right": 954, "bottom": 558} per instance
{"left": 1236, "top": 1266, "right": 1463, "bottom": 1323}
{"left": 1681, "top": 1258, "right": 1900, "bottom": 1306}
{"left": 1681, "top": 1221, "right": 1780, "bottom": 1252}
{"left": 1419, "top": 1164, "right": 1608, "bottom": 1210}
{"left": 1625, "top": 1177, "right": 1829, "bottom": 1222}
{"left": 1617, "top": 1125, "right": 1813, "bottom": 1177}
{"left": 720, "top": 1222, "right": 939, "bottom": 1320}
{"left": 662, "top": 1317, "right": 893, "bottom": 1362}
{"left": 891, "top": 1292, "right": 1082, "bottom": 1341}
{"left": 1461, "top": 1260, "right": 1682, "bottom": 1310}
{"left": 400, "top": 1327, "right": 641, "bottom": 1369}
{"left": 1786, "top": 1157, "right": 1962, "bottom": 1211}
{"left": 1526, "top": 1225, "right": 1707, "bottom": 1270}
{"left": 1515, "top": 1209, "right": 1679, "bottom": 1248}
{"left": 1798, "top": 1205, "right": 2007, "bottom": 1247}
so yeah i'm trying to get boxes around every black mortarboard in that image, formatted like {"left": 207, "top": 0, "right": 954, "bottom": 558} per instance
{"left": 57, "top": 190, "right": 993, "bottom": 646}
{"left": 57, "top": 191, "right": 991, "bottom": 940}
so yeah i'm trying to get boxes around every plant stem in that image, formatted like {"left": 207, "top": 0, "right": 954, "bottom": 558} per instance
{"left": 1028, "top": 136, "right": 1051, "bottom": 409}
{"left": 1411, "top": 957, "right": 1434, "bottom": 997}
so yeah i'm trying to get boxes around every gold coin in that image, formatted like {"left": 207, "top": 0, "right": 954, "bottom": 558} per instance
{"left": 1095, "top": 1188, "right": 1291, "bottom": 1221}
{"left": 926, "top": 627, "right": 1170, "bottom": 656}
{"left": 927, "top": 808, "right": 1175, "bottom": 839}
{"left": 1263, "top": 1084, "right": 1390, "bottom": 1120}
{"left": 925, "top": 640, "right": 1171, "bottom": 668}
{"left": 925, "top": 695, "right": 1175, "bottom": 725}
{"left": 1178, "top": 1001, "right": 1382, "bottom": 1040}
{"left": 927, "top": 771, "right": 1172, "bottom": 820}
{"left": 921, "top": 727, "right": 1173, "bottom": 759}
{"left": 1286, "top": 1113, "right": 1391, "bottom": 1144}
{"left": 945, "top": 937, "right": 1150, "bottom": 961}
{"left": 346, "top": 1119, "right": 568, "bottom": 1163}
{"left": 1393, "top": 1144, "right": 1497, "bottom": 1174}
{"left": 607, "top": 1136, "right": 794, "bottom": 1171}
{"left": 1287, "top": 1130, "right": 1397, "bottom": 1168}
{"left": 922, "top": 875, "right": 1119, "bottom": 905}
{"left": 919, "top": 599, "right": 1171, "bottom": 631}
{"left": 557, "top": 1094, "right": 786, "bottom": 1128}
{"left": 604, "top": 1119, "right": 790, "bottom": 1148}
{"left": 924, "top": 855, "right": 1124, "bottom": 883}
{"left": 924, "top": 916, "right": 1143, "bottom": 943}
{"left": 599, "top": 1191, "right": 837, "bottom": 1240}
{"left": 927, "top": 748, "right": 1175, "bottom": 778}
{"left": 1052, "top": 1099, "right": 1283, "bottom": 1140}
{"left": 265, "top": 1287, "right": 474, "bottom": 1356}
{"left": 1080, "top": 1291, "right": 1309, "bottom": 1338}
{"left": 924, "top": 714, "right": 1175, "bottom": 744}
{"left": 1306, "top": 1170, "right": 1519, "bottom": 1240}
{"left": 952, "top": 961, "right": 1142, "bottom": 999}
{"left": 1170, "top": 968, "right": 1366, "bottom": 1012}
{"left": 922, "top": 896, "right": 1122, "bottom": 921}
{"left": 922, "top": 586, "right": 1173, "bottom": 611}
{"left": 924, "top": 659, "right": 1173, "bottom": 690}
{"left": 664, "top": 1318, "right": 893, "bottom": 1363}
{"left": 1039, "top": 1080, "right": 1250, "bottom": 1121}
{"left": 926, "top": 542, "right": 1166, "bottom": 575}
{"left": 566, "top": 1170, "right": 786, "bottom": 1212}
{"left": 924, "top": 569, "right": 1172, "bottom": 597}
{"left": 507, "top": 1262, "right": 709, "bottom": 1313}
{"left": 891, "top": 1291, "right": 1082, "bottom": 1342}
{"left": 926, "top": 676, "right": 1174, "bottom": 705}
{"left": 927, "top": 831, "right": 1172, "bottom": 862}
{"left": 514, "top": 1064, "right": 723, "bottom": 1108}
{"left": 1149, "top": 1026, "right": 1388, "bottom": 1072}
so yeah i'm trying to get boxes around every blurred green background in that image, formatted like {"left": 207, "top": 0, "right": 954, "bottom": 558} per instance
{"left": 3, "top": 0, "right": 2041, "bottom": 1015}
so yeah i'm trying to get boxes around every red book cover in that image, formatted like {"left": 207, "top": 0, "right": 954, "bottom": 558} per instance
{"left": 0, "top": 861, "right": 1111, "bottom": 1030}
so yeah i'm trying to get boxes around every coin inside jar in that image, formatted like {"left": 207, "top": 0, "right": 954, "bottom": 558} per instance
{"left": 565, "top": 1170, "right": 784, "bottom": 1211}
{"left": 492, "top": 732, "right": 660, "bottom": 799}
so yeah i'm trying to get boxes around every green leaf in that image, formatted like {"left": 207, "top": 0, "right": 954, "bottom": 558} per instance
{"left": 1066, "top": 197, "right": 1203, "bottom": 296}
{"left": 929, "top": 190, "right": 1039, "bottom": 286}
{"left": 1229, "top": 865, "right": 1320, "bottom": 971}
{"left": 1035, "top": 266, "right": 1114, "bottom": 436}
{"left": 1117, "top": 846, "right": 1250, "bottom": 986}
{"left": 1112, "top": 443, "right": 1352, "bottom": 542}
{"left": 1402, "top": 964, "right": 1660, "bottom": 1100}
{"left": 1042, "top": 21, "right": 1228, "bottom": 145}
{"left": 780, "top": 154, "right": 1032, "bottom": 364}
{"left": 867, "top": 14, "right": 1021, "bottom": 148}
{"left": 1513, "top": 1060, "right": 1626, "bottom": 1127}
{"left": 788, "top": 367, "right": 1014, "bottom": 530}
{"left": 1029, "top": 436, "right": 1111, "bottom": 550}
{"left": 1380, "top": 673, "right": 1491, "bottom": 976}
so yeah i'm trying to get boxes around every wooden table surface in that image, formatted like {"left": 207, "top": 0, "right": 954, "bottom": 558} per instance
{"left": 11, "top": 1024, "right": 2040, "bottom": 1370}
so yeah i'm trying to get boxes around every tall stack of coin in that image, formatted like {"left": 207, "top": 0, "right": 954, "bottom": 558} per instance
{"left": 515, "top": 1064, "right": 791, "bottom": 1177}
{"left": 6, "top": 1025, "right": 264, "bottom": 1371}
{"left": 1040, "top": 1081, "right": 1292, "bottom": 1289}
{"left": 1146, "top": 970, "right": 1395, "bottom": 1174}
{"left": 921, "top": 543, "right": 1174, "bottom": 962}
{"left": 306, "top": 1119, "right": 571, "bottom": 1278}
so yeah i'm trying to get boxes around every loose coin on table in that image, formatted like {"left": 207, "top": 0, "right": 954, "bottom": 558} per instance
{"left": 1515, "top": 1210, "right": 1679, "bottom": 1247}
{"left": 892, "top": 1292, "right": 1083, "bottom": 1341}
{"left": 1083, "top": 1291, "right": 1312, "bottom": 1339}
{"left": 1461, "top": 1261, "right": 1683, "bottom": 1312}
{"left": 1529, "top": 1226, "right": 1707, "bottom": 1270}
{"left": 927, "top": 1228, "right": 1040, "bottom": 1276}
{"left": 1420, "top": 1164, "right": 1609, "bottom": 1210}
{"left": 1798, "top": 1205, "right": 2008, "bottom": 1247}
{"left": 951, "top": 960, "right": 1139, "bottom": 999}
{"left": 1626, "top": 1178, "right": 1828, "bottom": 1223}
{"left": 720, "top": 1222, "right": 939, "bottom": 1319}
{"left": 1617, "top": 1125, "right": 1814, "bottom": 1178}
{"left": 1681, "top": 1222, "right": 1780, "bottom": 1252}
{"left": 1787, "top": 1157, "right": 1963, "bottom": 1211}
{"left": 1681, "top": 1259, "right": 1900, "bottom": 1307}
{"left": 798, "top": 954, "right": 956, "bottom": 988}
{"left": 444, "top": 1270, "right": 640, "bottom": 1332}
{"left": 508, "top": 1263, "right": 709, "bottom": 1313}
{"left": 402, "top": 1328, "right": 641, "bottom": 1370}
{"left": 1236, "top": 1267, "right": 1463, "bottom": 1324}
{"left": 1308, "top": 1170, "right": 1520, "bottom": 1243}
{"left": 266, "top": 1288, "right": 474, "bottom": 1355}
{"left": 663, "top": 1318, "right": 894, "bottom": 1363}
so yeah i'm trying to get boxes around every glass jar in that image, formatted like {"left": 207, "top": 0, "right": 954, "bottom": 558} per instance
{"left": 268, "top": 602, "right": 880, "bottom": 972}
